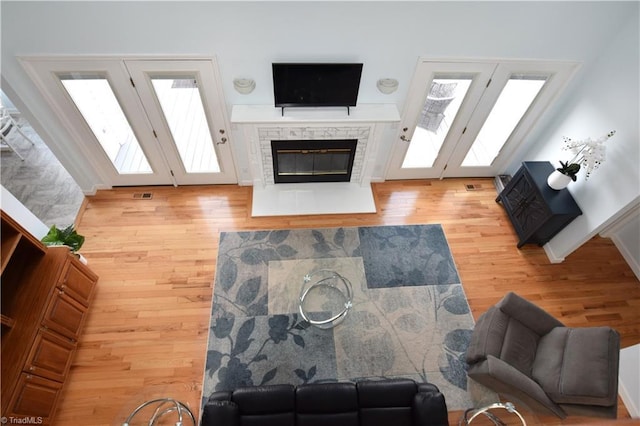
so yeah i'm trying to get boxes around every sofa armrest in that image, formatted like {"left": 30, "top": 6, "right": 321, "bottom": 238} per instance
{"left": 412, "top": 388, "right": 448, "bottom": 426}
{"left": 207, "top": 390, "right": 232, "bottom": 402}
{"left": 468, "top": 355, "right": 566, "bottom": 418}
{"left": 416, "top": 383, "right": 440, "bottom": 394}
{"left": 200, "top": 400, "right": 240, "bottom": 426}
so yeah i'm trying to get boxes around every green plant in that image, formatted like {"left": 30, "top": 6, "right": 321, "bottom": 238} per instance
{"left": 41, "top": 224, "right": 85, "bottom": 253}
{"left": 556, "top": 161, "right": 581, "bottom": 181}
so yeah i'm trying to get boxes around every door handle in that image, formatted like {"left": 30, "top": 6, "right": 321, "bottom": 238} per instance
{"left": 217, "top": 137, "right": 227, "bottom": 145}
{"left": 400, "top": 127, "right": 411, "bottom": 142}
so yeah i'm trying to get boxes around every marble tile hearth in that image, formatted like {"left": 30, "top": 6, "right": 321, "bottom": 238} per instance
{"left": 251, "top": 182, "right": 376, "bottom": 217}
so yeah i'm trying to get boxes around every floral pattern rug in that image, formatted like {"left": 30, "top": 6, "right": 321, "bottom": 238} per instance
{"left": 202, "top": 225, "right": 484, "bottom": 411}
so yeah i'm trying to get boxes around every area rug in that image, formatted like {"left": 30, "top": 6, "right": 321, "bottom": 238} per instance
{"left": 202, "top": 224, "right": 484, "bottom": 411}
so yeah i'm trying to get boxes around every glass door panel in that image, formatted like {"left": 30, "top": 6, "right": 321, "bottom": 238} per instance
{"left": 125, "top": 59, "right": 237, "bottom": 184}
{"left": 402, "top": 76, "right": 472, "bottom": 168}
{"left": 386, "top": 61, "right": 496, "bottom": 180}
{"left": 150, "top": 76, "right": 220, "bottom": 173}
{"left": 461, "top": 75, "right": 547, "bottom": 167}
{"left": 59, "top": 74, "right": 152, "bottom": 174}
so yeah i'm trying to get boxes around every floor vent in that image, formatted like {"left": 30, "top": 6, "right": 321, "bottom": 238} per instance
{"left": 465, "top": 184, "right": 482, "bottom": 191}
{"left": 133, "top": 192, "right": 153, "bottom": 200}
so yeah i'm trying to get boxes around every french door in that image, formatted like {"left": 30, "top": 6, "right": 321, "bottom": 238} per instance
{"left": 386, "top": 59, "right": 577, "bottom": 179}
{"left": 21, "top": 58, "right": 236, "bottom": 186}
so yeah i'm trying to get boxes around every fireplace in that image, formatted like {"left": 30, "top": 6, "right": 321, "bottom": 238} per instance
{"left": 271, "top": 139, "right": 357, "bottom": 183}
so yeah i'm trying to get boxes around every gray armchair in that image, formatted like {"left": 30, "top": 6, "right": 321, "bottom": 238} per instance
{"left": 465, "top": 292, "right": 620, "bottom": 419}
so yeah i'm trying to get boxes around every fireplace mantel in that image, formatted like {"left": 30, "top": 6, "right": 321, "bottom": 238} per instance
{"left": 231, "top": 104, "right": 400, "bottom": 124}
{"left": 230, "top": 104, "right": 400, "bottom": 216}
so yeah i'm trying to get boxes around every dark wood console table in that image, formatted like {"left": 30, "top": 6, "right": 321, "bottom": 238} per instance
{"left": 496, "top": 161, "right": 582, "bottom": 248}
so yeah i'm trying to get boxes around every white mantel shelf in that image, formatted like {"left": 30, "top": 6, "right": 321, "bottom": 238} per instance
{"left": 231, "top": 104, "right": 400, "bottom": 124}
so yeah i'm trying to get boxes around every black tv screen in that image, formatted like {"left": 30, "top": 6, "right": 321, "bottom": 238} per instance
{"left": 272, "top": 63, "right": 363, "bottom": 108}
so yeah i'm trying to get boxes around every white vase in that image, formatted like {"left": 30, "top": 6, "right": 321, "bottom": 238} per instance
{"left": 547, "top": 170, "right": 572, "bottom": 190}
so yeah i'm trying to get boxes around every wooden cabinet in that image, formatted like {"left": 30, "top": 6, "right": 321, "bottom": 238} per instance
{"left": 496, "top": 162, "right": 582, "bottom": 248}
{"left": 1, "top": 210, "right": 98, "bottom": 424}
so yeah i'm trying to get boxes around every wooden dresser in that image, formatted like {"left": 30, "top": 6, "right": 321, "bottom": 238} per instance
{"left": 1, "top": 210, "right": 98, "bottom": 424}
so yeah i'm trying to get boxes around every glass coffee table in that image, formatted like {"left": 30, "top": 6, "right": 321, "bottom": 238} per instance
{"left": 298, "top": 269, "right": 353, "bottom": 329}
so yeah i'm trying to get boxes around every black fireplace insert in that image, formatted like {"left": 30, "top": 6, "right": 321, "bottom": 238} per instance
{"left": 271, "top": 139, "right": 357, "bottom": 184}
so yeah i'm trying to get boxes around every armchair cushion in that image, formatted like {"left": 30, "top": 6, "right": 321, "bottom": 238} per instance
{"left": 500, "top": 317, "right": 540, "bottom": 376}
{"left": 532, "top": 327, "right": 620, "bottom": 407}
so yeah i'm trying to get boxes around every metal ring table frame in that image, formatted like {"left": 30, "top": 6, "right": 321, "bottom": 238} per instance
{"left": 459, "top": 402, "right": 527, "bottom": 426}
{"left": 121, "top": 397, "right": 196, "bottom": 426}
{"left": 298, "top": 269, "right": 353, "bottom": 329}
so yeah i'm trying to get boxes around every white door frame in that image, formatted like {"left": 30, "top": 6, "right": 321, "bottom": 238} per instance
{"left": 386, "top": 60, "right": 496, "bottom": 179}
{"left": 19, "top": 56, "right": 237, "bottom": 186}
{"left": 386, "top": 58, "right": 579, "bottom": 180}
{"left": 125, "top": 59, "right": 237, "bottom": 184}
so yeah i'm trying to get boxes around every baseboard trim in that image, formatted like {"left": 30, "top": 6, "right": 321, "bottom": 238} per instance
{"left": 610, "top": 234, "right": 640, "bottom": 281}
{"left": 619, "top": 379, "right": 640, "bottom": 418}
{"left": 543, "top": 243, "right": 565, "bottom": 263}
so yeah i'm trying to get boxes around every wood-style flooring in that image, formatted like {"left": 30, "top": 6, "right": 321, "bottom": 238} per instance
{"left": 56, "top": 180, "right": 640, "bottom": 425}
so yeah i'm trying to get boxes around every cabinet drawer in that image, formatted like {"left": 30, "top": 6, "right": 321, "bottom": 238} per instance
{"left": 42, "top": 290, "right": 88, "bottom": 341}
{"left": 25, "top": 329, "right": 76, "bottom": 383}
{"left": 59, "top": 258, "right": 97, "bottom": 306}
{"left": 6, "top": 372, "right": 62, "bottom": 424}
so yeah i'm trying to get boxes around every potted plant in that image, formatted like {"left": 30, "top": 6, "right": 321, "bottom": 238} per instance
{"left": 547, "top": 130, "right": 616, "bottom": 190}
{"left": 41, "top": 224, "right": 88, "bottom": 264}
{"left": 547, "top": 161, "right": 580, "bottom": 190}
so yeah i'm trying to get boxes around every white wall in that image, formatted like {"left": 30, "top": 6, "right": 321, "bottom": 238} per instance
{"left": 514, "top": 10, "right": 640, "bottom": 261}
{"left": 611, "top": 216, "right": 640, "bottom": 280}
{"left": 620, "top": 344, "right": 640, "bottom": 418}
{"left": 1, "top": 1, "right": 636, "bottom": 190}
{"left": 0, "top": 185, "right": 49, "bottom": 239}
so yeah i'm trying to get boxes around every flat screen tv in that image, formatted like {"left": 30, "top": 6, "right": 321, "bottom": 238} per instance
{"left": 272, "top": 63, "right": 363, "bottom": 110}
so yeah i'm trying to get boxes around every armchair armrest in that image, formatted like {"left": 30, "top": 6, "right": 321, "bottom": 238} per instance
{"left": 497, "top": 292, "right": 564, "bottom": 335}
{"left": 468, "top": 355, "right": 566, "bottom": 419}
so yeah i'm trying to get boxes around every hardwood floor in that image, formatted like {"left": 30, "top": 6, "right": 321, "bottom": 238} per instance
{"left": 55, "top": 179, "right": 639, "bottom": 425}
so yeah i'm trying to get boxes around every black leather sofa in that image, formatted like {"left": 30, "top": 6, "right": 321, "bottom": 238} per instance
{"left": 200, "top": 378, "right": 449, "bottom": 426}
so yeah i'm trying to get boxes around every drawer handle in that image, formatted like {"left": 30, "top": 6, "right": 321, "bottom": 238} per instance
{"left": 29, "top": 366, "right": 35, "bottom": 371}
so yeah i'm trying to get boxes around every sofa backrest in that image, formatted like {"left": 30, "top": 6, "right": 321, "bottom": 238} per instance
{"left": 202, "top": 379, "right": 449, "bottom": 426}
{"left": 296, "top": 382, "right": 359, "bottom": 426}
{"left": 205, "top": 384, "right": 296, "bottom": 426}
{"left": 357, "top": 379, "right": 416, "bottom": 426}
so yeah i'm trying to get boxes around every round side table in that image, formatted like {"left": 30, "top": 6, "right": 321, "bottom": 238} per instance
{"left": 298, "top": 269, "right": 353, "bottom": 329}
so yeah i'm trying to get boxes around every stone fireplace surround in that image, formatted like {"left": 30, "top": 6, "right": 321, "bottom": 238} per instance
{"left": 231, "top": 104, "right": 400, "bottom": 216}
{"left": 258, "top": 126, "right": 370, "bottom": 186}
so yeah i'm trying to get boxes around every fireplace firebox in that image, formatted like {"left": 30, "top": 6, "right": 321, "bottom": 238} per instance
{"left": 271, "top": 139, "right": 357, "bottom": 184}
